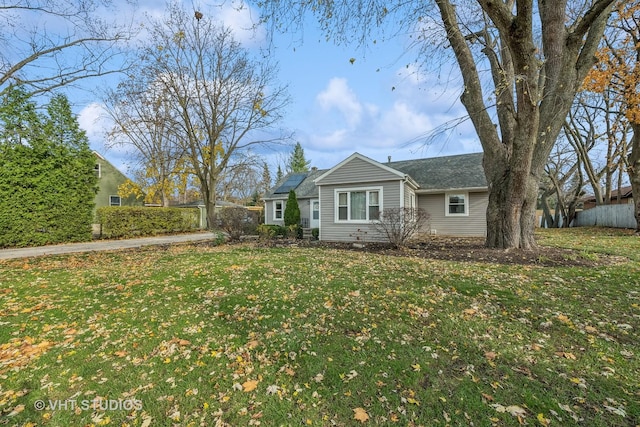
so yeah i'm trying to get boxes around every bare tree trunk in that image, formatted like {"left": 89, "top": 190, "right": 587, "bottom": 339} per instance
{"left": 435, "top": 0, "right": 613, "bottom": 249}
{"left": 203, "top": 182, "right": 218, "bottom": 230}
{"left": 484, "top": 157, "right": 539, "bottom": 249}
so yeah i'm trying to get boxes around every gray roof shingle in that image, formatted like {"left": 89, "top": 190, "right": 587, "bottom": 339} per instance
{"left": 389, "top": 152, "right": 486, "bottom": 191}
{"left": 264, "top": 152, "right": 486, "bottom": 199}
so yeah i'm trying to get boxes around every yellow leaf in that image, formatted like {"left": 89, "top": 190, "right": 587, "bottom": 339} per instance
{"left": 537, "top": 413, "right": 550, "bottom": 426}
{"left": 462, "top": 308, "right": 477, "bottom": 316}
{"left": 411, "top": 363, "right": 421, "bottom": 371}
{"left": 353, "top": 407, "right": 369, "bottom": 423}
{"left": 7, "top": 404, "right": 25, "bottom": 416}
{"left": 242, "top": 379, "right": 259, "bottom": 392}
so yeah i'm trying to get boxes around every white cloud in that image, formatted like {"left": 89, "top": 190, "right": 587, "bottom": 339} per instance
{"left": 298, "top": 69, "right": 479, "bottom": 168}
{"left": 78, "top": 102, "right": 135, "bottom": 171}
{"left": 316, "top": 78, "right": 363, "bottom": 128}
{"left": 217, "top": 1, "right": 266, "bottom": 46}
{"left": 77, "top": 102, "right": 107, "bottom": 144}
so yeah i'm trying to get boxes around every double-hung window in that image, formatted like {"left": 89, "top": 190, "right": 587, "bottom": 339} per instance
{"left": 445, "top": 192, "right": 468, "bottom": 216}
{"left": 336, "top": 188, "right": 381, "bottom": 222}
{"left": 109, "top": 195, "right": 121, "bottom": 206}
{"left": 274, "top": 200, "right": 284, "bottom": 220}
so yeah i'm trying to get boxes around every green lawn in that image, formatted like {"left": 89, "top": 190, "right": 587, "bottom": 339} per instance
{"left": 0, "top": 228, "right": 638, "bottom": 426}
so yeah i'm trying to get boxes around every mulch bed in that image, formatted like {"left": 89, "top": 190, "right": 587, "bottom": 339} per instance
{"left": 247, "top": 236, "right": 624, "bottom": 268}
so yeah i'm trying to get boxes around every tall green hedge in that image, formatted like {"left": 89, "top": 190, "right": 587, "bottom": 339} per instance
{"left": 0, "top": 89, "right": 97, "bottom": 248}
{"left": 96, "top": 206, "right": 199, "bottom": 239}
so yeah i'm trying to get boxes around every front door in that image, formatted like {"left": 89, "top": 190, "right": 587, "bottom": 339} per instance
{"left": 310, "top": 199, "right": 319, "bottom": 228}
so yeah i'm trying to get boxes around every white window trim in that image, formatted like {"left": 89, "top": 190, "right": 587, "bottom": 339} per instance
{"left": 334, "top": 186, "right": 383, "bottom": 223}
{"left": 273, "top": 200, "right": 285, "bottom": 220}
{"left": 445, "top": 192, "right": 469, "bottom": 217}
{"left": 109, "top": 195, "right": 121, "bottom": 207}
{"left": 94, "top": 163, "right": 101, "bottom": 178}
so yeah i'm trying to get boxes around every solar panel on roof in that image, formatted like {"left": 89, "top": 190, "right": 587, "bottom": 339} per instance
{"left": 273, "top": 173, "right": 306, "bottom": 194}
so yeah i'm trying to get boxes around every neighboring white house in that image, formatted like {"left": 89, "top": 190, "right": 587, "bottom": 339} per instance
{"left": 263, "top": 152, "right": 488, "bottom": 242}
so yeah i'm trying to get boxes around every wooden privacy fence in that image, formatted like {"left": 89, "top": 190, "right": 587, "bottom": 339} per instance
{"left": 573, "top": 204, "right": 636, "bottom": 229}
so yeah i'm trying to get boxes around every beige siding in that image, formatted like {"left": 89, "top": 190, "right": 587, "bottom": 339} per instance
{"left": 264, "top": 198, "right": 286, "bottom": 225}
{"left": 264, "top": 200, "right": 287, "bottom": 225}
{"left": 265, "top": 198, "right": 309, "bottom": 226}
{"left": 417, "top": 192, "right": 488, "bottom": 237}
{"left": 317, "top": 157, "right": 402, "bottom": 186}
{"left": 404, "top": 184, "right": 416, "bottom": 209}
{"left": 319, "top": 180, "right": 401, "bottom": 242}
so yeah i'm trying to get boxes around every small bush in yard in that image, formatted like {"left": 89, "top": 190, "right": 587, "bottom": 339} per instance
{"left": 218, "top": 207, "right": 259, "bottom": 241}
{"left": 372, "top": 207, "right": 431, "bottom": 248}
{"left": 257, "top": 224, "right": 287, "bottom": 239}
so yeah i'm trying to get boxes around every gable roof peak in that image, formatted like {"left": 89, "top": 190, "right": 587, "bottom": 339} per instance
{"left": 314, "top": 151, "right": 407, "bottom": 183}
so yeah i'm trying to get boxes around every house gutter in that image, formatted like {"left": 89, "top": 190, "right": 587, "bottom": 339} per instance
{"left": 415, "top": 186, "right": 488, "bottom": 194}
{"left": 403, "top": 175, "right": 420, "bottom": 189}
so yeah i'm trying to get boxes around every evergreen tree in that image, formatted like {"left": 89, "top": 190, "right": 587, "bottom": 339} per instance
{"left": 0, "top": 89, "right": 97, "bottom": 247}
{"left": 275, "top": 164, "right": 284, "bottom": 183}
{"left": 283, "top": 189, "right": 300, "bottom": 227}
{"left": 43, "top": 94, "right": 98, "bottom": 242}
{"left": 287, "top": 142, "right": 311, "bottom": 172}
{"left": 261, "top": 161, "right": 271, "bottom": 195}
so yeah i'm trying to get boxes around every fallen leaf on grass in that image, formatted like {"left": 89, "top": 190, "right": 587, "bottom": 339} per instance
{"left": 491, "top": 403, "right": 527, "bottom": 417}
{"left": 353, "top": 407, "right": 369, "bottom": 423}
{"left": 462, "top": 308, "right": 477, "bottom": 316}
{"left": 537, "top": 413, "right": 551, "bottom": 426}
{"left": 7, "top": 404, "right": 25, "bottom": 416}
{"left": 555, "top": 351, "right": 577, "bottom": 360}
{"left": 604, "top": 404, "right": 626, "bottom": 417}
{"left": 481, "top": 393, "right": 494, "bottom": 402}
{"left": 242, "top": 379, "right": 259, "bottom": 392}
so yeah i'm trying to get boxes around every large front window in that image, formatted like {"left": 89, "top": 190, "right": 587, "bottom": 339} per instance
{"left": 336, "top": 188, "right": 381, "bottom": 222}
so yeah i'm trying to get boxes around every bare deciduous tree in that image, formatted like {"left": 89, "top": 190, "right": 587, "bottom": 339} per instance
{"left": 258, "top": 0, "right": 616, "bottom": 249}
{"left": 103, "top": 77, "right": 189, "bottom": 207}
{"left": 130, "top": 3, "right": 290, "bottom": 228}
{"left": 1, "top": 0, "right": 135, "bottom": 97}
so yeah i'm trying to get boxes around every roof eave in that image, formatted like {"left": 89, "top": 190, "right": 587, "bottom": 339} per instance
{"left": 415, "top": 186, "right": 488, "bottom": 194}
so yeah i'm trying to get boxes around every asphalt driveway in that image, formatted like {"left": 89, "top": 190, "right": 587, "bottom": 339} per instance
{"left": 0, "top": 232, "right": 220, "bottom": 260}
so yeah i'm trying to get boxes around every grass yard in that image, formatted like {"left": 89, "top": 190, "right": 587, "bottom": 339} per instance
{"left": 0, "top": 228, "right": 638, "bottom": 426}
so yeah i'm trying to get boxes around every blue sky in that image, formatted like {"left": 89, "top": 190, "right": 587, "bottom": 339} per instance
{"left": 73, "top": 0, "right": 482, "bottom": 175}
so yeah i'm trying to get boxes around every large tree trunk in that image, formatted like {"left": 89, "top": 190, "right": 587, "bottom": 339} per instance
{"left": 484, "top": 153, "right": 539, "bottom": 249}
{"left": 435, "top": 0, "right": 613, "bottom": 249}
